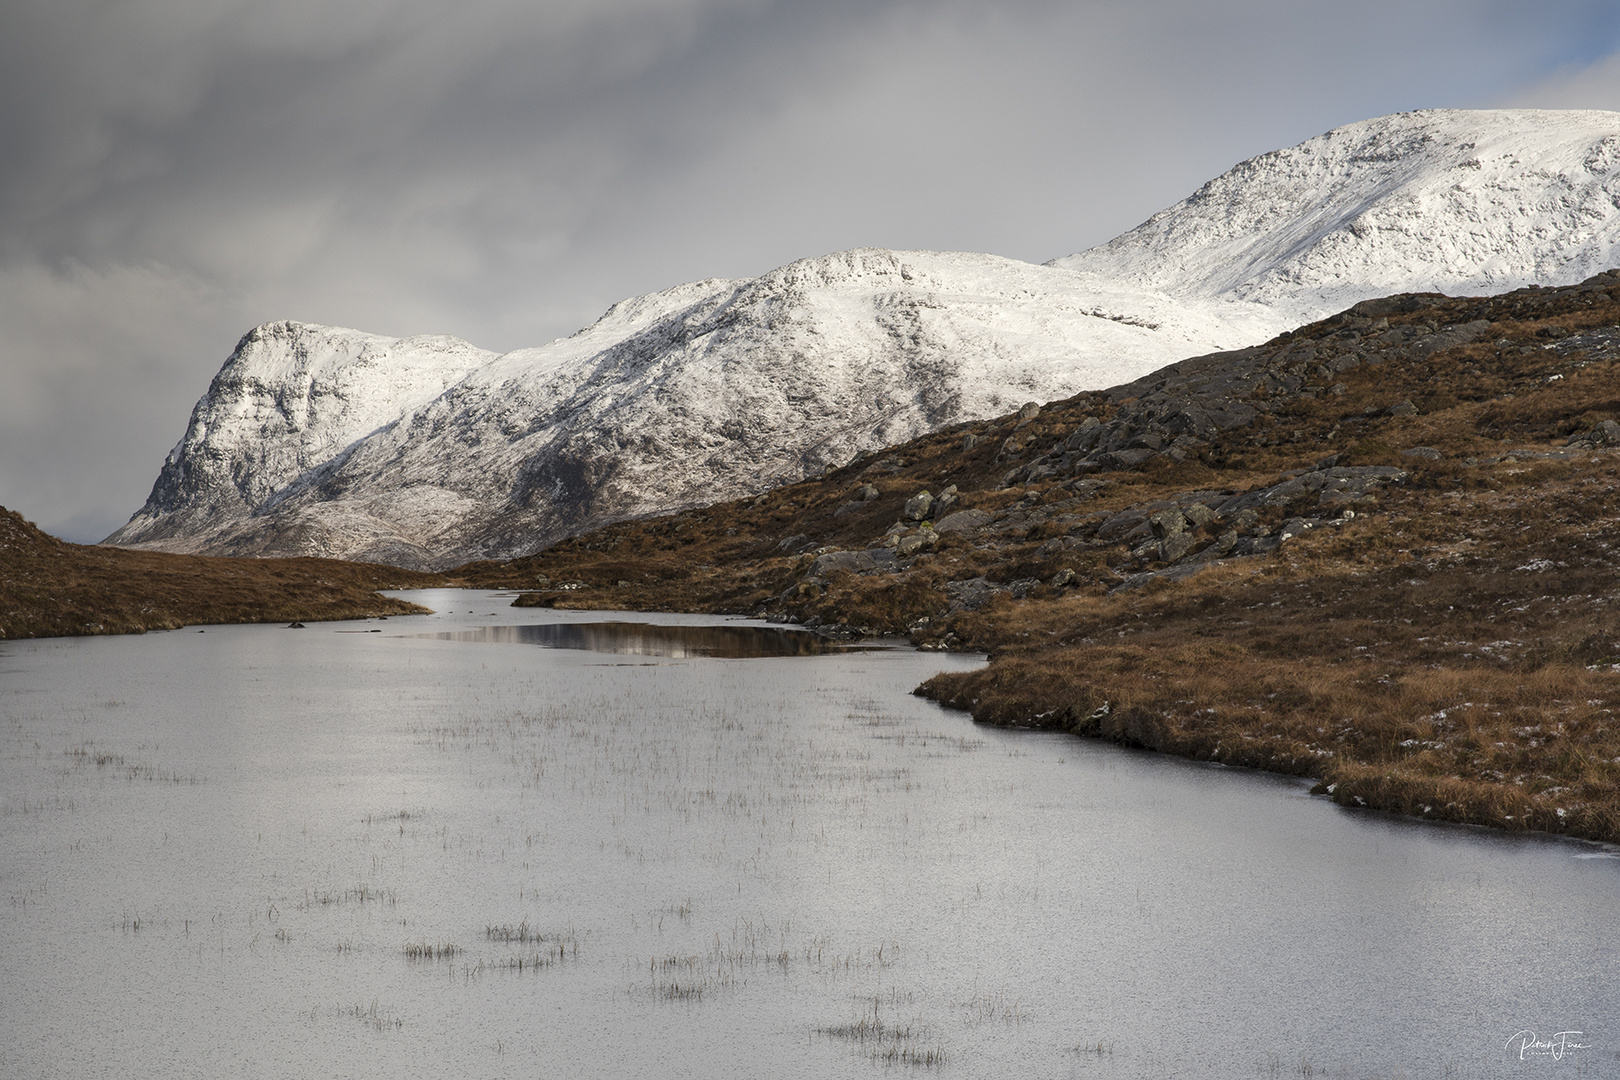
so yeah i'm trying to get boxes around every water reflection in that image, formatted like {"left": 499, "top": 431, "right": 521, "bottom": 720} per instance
{"left": 420, "top": 621, "right": 860, "bottom": 657}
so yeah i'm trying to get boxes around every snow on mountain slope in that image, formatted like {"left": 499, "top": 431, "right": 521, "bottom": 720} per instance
{"left": 107, "top": 249, "right": 1264, "bottom": 568}
{"left": 107, "top": 109, "right": 1620, "bottom": 569}
{"left": 1052, "top": 109, "right": 1620, "bottom": 318}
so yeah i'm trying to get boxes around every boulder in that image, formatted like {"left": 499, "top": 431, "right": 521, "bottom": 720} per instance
{"left": 1099, "top": 448, "right": 1157, "bottom": 469}
{"left": 1568, "top": 419, "right": 1620, "bottom": 447}
{"left": 1159, "top": 532, "right": 1197, "bottom": 562}
{"left": 1149, "top": 508, "right": 1188, "bottom": 539}
{"left": 895, "top": 530, "right": 938, "bottom": 557}
{"left": 934, "top": 508, "right": 991, "bottom": 535}
{"left": 1277, "top": 517, "right": 1316, "bottom": 542}
{"left": 1065, "top": 417, "right": 1103, "bottom": 452}
{"left": 1183, "top": 502, "right": 1217, "bottom": 529}
{"left": 945, "top": 576, "right": 999, "bottom": 611}
{"left": 808, "top": 548, "right": 896, "bottom": 576}
{"left": 903, "top": 491, "right": 933, "bottom": 521}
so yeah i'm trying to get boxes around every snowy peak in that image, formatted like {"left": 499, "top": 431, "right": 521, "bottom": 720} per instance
{"left": 111, "top": 322, "right": 494, "bottom": 544}
{"left": 1053, "top": 109, "right": 1620, "bottom": 316}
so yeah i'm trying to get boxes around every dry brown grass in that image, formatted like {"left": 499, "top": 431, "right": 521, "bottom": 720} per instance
{"left": 0, "top": 507, "right": 445, "bottom": 638}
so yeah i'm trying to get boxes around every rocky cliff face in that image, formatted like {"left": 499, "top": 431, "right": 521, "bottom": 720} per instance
{"left": 107, "top": 109, "right": 1620, "bottom": 569}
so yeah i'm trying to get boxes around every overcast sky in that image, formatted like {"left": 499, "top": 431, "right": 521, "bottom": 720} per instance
{"left": 6, "top": 0, "right": 1620, "bottom": 542}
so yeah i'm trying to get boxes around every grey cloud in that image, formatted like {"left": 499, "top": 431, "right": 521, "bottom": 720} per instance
{"left": 3, "top": 0, "right": 1620, "bottom": 540}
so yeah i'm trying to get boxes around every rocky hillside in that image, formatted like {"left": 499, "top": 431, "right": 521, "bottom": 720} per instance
{"left": 108, "top": 109, "right": 1620, "bottom": 570}
{"left": 458, "top": 270, "right": 1620, "bottom": 845}
{"left": 0, "top": 506, "right": 443, "bottom": 639}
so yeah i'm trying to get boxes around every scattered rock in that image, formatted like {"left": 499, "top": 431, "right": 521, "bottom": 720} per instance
{"left": 1051, "top": 568, "right": 1076, "bottom": 588}
{"left": 1410, "top": 319, "right": 1492, "bottom": 357}
{"left": 1387, "top": 400, "right": 1418, "bottom": 417}
{"left": 1006, "top": 578, "right": 1040, "bottom": 599}
{"left": 1016, "top": 402, "right": 1042, "bottom": 425}
{"left": 934, "top": 508, "right": 991, "bottom": 535}
{"left": 903, "top": 491, "right": 933, "bottom": 521}
{"left": 1277, "top": 517, "right": 1316, "bottom": 542}
{"left": 1215, "top": 466, "right": 1405, "bottom": 515}
{"left": 1159, "top": 532, "right": 1197, "bottom": 562}
{"left": 1402, "top": 446, "right": 1442, "bottom": 460}
{"left": 1100, "top": 448, "right": 1157, "bottom": 469}
{"left": 1568, "top": 419, "right": 1620, "bottom": 447}
{"left": 777, "top": 534, "right": 813, "bottom": 554}
{"left": 1182, "top": 502, "right": 1217, "bottom": 529}
{"left": 1111, "top": 560, "right": 1220, "bottom": 593}
{"left": 808, "top": 548, "right": 897, "bottom": 576}
{"left": 1148, "top": 508, "right": 1189, "bottom": 539}
{"left": 945, "top": 576, "right": 999, "bottom": 611}
{"left": 895, "top": 527, "right": 939, "bottom": 558}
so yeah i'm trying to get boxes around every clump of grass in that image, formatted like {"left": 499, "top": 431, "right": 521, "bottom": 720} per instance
{"left": 485, "top": 921, "right": 580, "bottom": 968}
{"left": 819, "top": 997, "right": 948, "bottom": 1068}
{"left": 342, "top": 999, "right": 403, "bottom": 1031}
{"left": 403, "top": 940, "right": 459, "bottom": 961}
{"left": 647, "top": 953, "right": 734, "bottom": 1000}
{"left": 300, "top": 884, "right": 397, "bottom": 909}
{"left": 64, "top": 741, "right": 204, "bottom": 785}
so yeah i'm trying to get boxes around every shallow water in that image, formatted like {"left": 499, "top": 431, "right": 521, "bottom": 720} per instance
{"left": 1, "top": 591, "right": 1616, "bottom": 1079}
{"left": 420, "top": 620, "right": 867, "bottom": 657}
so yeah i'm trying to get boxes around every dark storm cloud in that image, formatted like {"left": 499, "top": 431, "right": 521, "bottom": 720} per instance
{"left": 4, "top": 0, "right": 1620, "bottom": 540}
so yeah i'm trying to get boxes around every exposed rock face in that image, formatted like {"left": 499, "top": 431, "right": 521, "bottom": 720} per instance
{"left": 108, "top": 109, "right": 1620, "bottom": 569}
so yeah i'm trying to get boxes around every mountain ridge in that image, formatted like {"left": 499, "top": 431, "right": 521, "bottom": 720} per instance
{"left": 106, "top": 108, "right": 1620, "bottom": 568}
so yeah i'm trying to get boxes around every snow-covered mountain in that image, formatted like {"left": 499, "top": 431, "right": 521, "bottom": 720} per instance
{"left": 107, "top": 109, "right": 1620, "bottom": 569}
{"left": 1052, "top": 108, "right": 1620, "bottom": 314}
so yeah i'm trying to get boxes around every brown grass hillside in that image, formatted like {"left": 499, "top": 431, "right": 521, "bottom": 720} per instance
{"left": 459, "top": 272, "right": 1620, "bottom": 843}
{"left": 0, "top": 508, "right": 445, "bottom": 638}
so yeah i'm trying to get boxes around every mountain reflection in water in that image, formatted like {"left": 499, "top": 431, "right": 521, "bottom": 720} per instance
{"left": 421, "top": 621, "right": 859, "bottom": 657}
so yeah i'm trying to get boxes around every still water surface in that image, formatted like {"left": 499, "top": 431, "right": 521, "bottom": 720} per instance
{"left": 1, "top": 591, "right": 1616, "bottom": 1079}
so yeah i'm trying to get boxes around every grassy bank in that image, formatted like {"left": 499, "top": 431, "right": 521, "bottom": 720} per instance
{"left": 0, "top": 507, "right": 446, "bottom": 639}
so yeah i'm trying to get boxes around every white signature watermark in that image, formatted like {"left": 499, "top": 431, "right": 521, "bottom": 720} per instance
{"left": 1505, "top": 1030, "right": 1591, "bottom": 1061}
